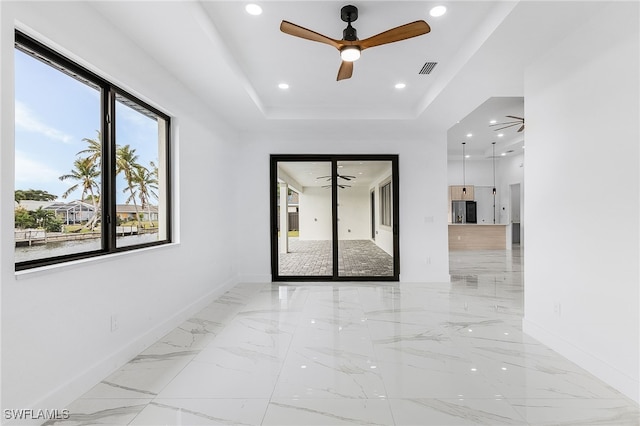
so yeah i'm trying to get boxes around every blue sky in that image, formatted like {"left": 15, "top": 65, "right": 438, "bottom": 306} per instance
{"left": 14, "top": 49, "right": 160, "bottom": 204}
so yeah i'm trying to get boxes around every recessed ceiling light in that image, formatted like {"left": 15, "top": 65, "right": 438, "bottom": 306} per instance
{"left": 395, "top": 83, "right": 406, "bottom": 89}
{"left": 497, "top": 133, "right": 504, "bottom": 138}
{"left": 278, "top": 83, "right": 289, "bottom": 90}
{"left": 245, "top": 4, "right": 262, "bottom": 15}
{"left": 465, "top": 155, "right": 470, "bottom": 159}
{"left": 430, "top": 5, "right": 447, "bottom": 17}
{"left": 501, "top": 153, "right": 506, "bottom": 156}
{"left": 466, "top": 133, "right": 472, "bottom": 138}
{"left": 489, "top": 120, "right": 497, "bottom": 124}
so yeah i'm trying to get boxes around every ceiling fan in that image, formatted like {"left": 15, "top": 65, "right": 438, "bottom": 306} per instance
{"left": 318, "top": 174, "right": 356, "bottom": 181}
{"left": 322, "top": 184, "right": 352, "bottom": 189}
{"left": 280, "top": 5, "right": 431, "bottom": 81}
{"left": 491, "top": 116, "right": 525, "bottom": 132}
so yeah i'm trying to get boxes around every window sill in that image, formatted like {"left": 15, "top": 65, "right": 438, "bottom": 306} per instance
{"left": 14, "top": 242, "right": 179, "bottom": 281}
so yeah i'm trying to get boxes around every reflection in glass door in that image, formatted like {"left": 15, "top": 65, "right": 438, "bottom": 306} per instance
{"left": 271, "top": 155, "right": 399, "bottom": 281}
{"left": 337, "top": 160, "right": 395, "bottom": 277}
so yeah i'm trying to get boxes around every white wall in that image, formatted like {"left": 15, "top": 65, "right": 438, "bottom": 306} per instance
{"left": 337, "top": 186, "right": 370, "bottom": 241}
{"left": 523, "top": 3, "right": 639, "bottom": 403}
{"left": 1, "top": 1, "right": 241, "bottom": 414}
{"left": 448, "top": 158, "right": 495, "bottom": 187}
{"left": 299, "top": 187, "right": 332, "bottom": 241}
{"left": 297, "top": 185, "right": 372, "bottom": 241}
{"left": 369, "top": 168, "right": 394, "bottom": 255}
{"left": 236, "top": 133, "right": 451, "bottom": 283}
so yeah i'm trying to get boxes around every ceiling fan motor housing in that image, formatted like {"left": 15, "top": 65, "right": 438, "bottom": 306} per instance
{"left": 343, "top": 24, "right": 358, "bottom": 41}
{"left": 341, "top": 5, "right": 358, "bottom": 23}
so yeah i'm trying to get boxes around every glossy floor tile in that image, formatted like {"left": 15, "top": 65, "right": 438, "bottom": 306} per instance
{"left": 50, "top": 248, "right": 640, "bottom": 425}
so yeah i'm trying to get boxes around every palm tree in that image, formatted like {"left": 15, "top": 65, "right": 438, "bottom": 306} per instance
{"left": 59, "top": 157, "right": 100, "bottom": 229}
{"left": 15, "top": 189, "right": 57, "bottom": 202}
{"left": 134, "top": 163, "right": 159, "bottom": 226}
{"left": 116, "top": 144, "right": 142, "bottom": 227}
{"left": 77, "top": 131, "right": 102, "bottom": 168}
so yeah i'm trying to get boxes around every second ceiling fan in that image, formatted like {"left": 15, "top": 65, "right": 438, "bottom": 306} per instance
{"left": 280, "top": 5, "right": 431, "bottom": 81}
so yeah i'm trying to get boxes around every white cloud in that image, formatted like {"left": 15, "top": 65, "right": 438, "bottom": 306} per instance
{"left": 15, "top": 150, "right": 63, "bottom": 185}
{"left": 15, "top": 101, "right": 73, "bottom": 144}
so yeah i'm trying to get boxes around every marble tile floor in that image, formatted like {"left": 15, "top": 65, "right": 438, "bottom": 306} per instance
{"left": 278, "top": 238, "right": 394, "bottom": 277}
{"left": 46, "top": 248, "right": 640, "bottom": 425}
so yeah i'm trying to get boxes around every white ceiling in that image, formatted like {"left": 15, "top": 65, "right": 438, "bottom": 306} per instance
{"left": 199, "top": 1, "right": 502, "bottom": 120}
{"left": 88, "top": 1, "right": 605, "bottom": 163}
{"left": 278, "top": 160, "right": 391, "bottom": 189}
{"left": 448, "top": 96, "right": 524, "bottom": 160}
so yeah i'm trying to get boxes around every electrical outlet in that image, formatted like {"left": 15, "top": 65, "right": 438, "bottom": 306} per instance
{"left": 426, "top": 257, "right": 431, "bottom": 265}
{"left": 553, "top": 302, "right": 561, "bottom": 317}
{"left": 110, "top": 315, "right": 119, "bottom": 332}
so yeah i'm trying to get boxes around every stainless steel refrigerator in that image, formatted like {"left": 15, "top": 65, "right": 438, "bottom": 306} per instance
{"left": 452, "top": 201, "right": 477, "bottom": 224}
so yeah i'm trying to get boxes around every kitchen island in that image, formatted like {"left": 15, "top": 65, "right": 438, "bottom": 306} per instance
{"left": 448, "top": 224, "right": 509, "bottom": 250}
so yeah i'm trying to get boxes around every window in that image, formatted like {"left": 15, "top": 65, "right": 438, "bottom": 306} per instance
{"left": 380, "top": 180, "right": 392, "bottom": 227}
{"left": 14, "top": 31, "right": 171, "bottom": 270}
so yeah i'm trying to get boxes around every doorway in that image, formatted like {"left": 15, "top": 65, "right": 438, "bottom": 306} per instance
{"left": 510, "top": 183, "right": 522, "bottom": 245}
{"left": 270, "top": 155, "right": 399, "bottom": 281}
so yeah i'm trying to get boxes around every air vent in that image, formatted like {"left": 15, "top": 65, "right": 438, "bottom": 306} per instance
{"left": 419, "top": 62, "right": 438, "bottom": 75}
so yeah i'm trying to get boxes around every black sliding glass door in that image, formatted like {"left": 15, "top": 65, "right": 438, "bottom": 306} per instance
{"left": 270, "top": 155, "right": 399, "bottom": 281}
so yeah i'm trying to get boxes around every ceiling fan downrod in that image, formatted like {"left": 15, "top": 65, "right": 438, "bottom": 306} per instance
{"left": 341, "top": 5, "right": 358, "bottom": 41}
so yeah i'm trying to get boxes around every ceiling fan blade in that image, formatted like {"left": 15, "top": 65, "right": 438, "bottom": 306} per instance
{"left": 338, "top": 175, "right": 356, "bottom": 180}
{"left": 280, "top": 21, "right": 342, "bottom": 49}
{"left": 506, "top": 115, "right": 524, "bottom": 121}
{"left": 493, "top": 123, "right": 521, "bottom": 131}
{"left": 337, "top": 60, "right": 353, "bottom": 81}
{"left": 517, "top": 125, "right": 525, "bottom": 132}
{"left": 490, "top": 121, "right": 520, "bottom": 127}
{"left": 358, "top": 20, "right": 430, "bottom": 50}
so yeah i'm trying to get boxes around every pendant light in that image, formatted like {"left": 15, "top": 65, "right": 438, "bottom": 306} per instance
{"left": 462, "top": 142, "right": 467, "bottom": 195}
{"left": 492, "top": 142, "right": 497, "bottom": 224}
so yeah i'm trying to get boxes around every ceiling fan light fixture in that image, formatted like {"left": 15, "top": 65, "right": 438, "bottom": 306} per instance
{"left": 429, "top": 5, "right": 447, "bottom": 17}
{"left": 340, "top": 46, "right": 361, "bottom": 62}
{"left": 245, "top": 3, "right": 262, "bottom": 16}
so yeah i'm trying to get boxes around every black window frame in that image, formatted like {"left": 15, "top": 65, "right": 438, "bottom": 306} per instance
{"left": 380, "top": 179, "right": 392, "bottom": 227}
{"left": 270, "top": 154, "right": 400, "bottom": 282}
{"left": 14, "top": 30, "right": 172, "bottom": 271}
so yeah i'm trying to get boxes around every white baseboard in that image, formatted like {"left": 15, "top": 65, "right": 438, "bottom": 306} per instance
{"left": 17, "top": 276, "right": 238, "bottom": 425}
{"left": 523, "top": 318, "right": 639, "bottom": 404}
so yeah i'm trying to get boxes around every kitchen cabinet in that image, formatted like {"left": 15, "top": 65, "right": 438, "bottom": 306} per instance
{"left": 450, "top": 185, "right": 474, "bottom": 201}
